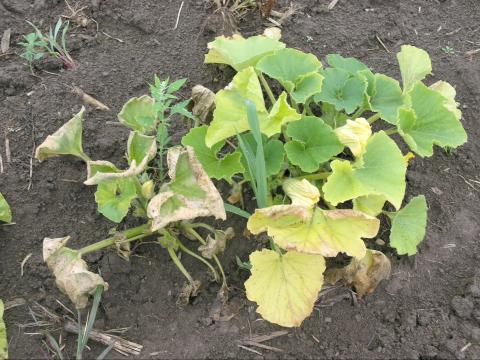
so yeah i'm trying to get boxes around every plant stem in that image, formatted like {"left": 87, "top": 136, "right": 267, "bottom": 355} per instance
{"left": 188, "top": 222, "right": 216, "bottom": 234}
{"left": 351, "top": 107, "right": 365, "bottom": 119}
{"left": 78, "top": 224, "right": 151, "bottom": 256}
{"left": 258, "top": 73, "right": 276, "bottom": 106}
{"left": 367, "top": 113, "right": 381, "bottom": 124}
{"left": 167, "top": 246, "right": 195, "bottom": 285}
{"left": 295, "top": 172, "right": 331, "bottom": 181}
{"left": 176, "top": 238, "right": 220, "bottom": 282}
{"left": 384, "top": 127, "right": 398, "bottom": 135}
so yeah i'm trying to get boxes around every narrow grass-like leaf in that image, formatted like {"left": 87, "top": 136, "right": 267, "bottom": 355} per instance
{"left": 224, "top": 203, "right": 251, "bottom": 219}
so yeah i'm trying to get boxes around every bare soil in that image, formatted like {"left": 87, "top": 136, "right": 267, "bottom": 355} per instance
{"left": 1, "top": 0, "right": 480, "bottom": 359}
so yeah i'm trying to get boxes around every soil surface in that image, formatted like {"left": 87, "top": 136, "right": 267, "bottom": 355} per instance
{"left": 1, "top": 0, "right": 480, "bottom": 359}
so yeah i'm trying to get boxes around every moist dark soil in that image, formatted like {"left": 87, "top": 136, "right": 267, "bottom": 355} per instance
{"left": 1, "top": 0, "right": 480, "bottom": 359}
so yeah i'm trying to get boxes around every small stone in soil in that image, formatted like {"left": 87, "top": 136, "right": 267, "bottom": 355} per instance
{"left": 451, "top": 296, "right": 474, "bottom": 319}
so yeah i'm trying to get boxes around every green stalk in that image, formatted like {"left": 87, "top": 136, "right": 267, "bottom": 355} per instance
{"left": 167, "top": 246, "right": 195, "bottom": 285}
{"left": 258, "top": 72, "right": 276, "bottom": 106}
{"left": 351, "top": 107, "right": 365, "bottom": 119}
{"left": 176, "top": 238, "right": 220, "bottom": 282}
{"left": 78, "top": 224, "right": 151, "bottom": 256}
{"left": 295, "top": 172, "right": 331, "bottom": 181}
{"left": 384, "top": 127, "right": 398, "bottom": 135}
{"left": 188, "top": 222, "right": 216, "bottom": 234}
{"left": 367, "top": 113, "right": 381, "bottom": 124}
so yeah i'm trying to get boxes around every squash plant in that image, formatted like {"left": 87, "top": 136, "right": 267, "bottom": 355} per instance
{"left": 0, "top": 193, "right": 12, "bottom": 224}
{"left": 182, "top": 31, "right": 467, "bottom": 327}
{"left": 36, "top": 78, "right": 232, "bottom": 308}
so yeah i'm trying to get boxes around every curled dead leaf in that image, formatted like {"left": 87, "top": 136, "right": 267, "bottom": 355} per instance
{"left": 43, "top": 237, "right": 108, "bottom": 309}
{"left": 198, "top": 227, "right": 235, "bottom": 259}
{"left": 191, "top": 85, "right": 215, "bottom": 123}
{"left": 325, "top": 249, "right": 391, "bottom": 297}
{"left": 177, "top": 280, "right": 201, "bottom": 307}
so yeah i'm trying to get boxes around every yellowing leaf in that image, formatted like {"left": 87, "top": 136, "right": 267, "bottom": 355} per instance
{"left": 323, "top": 131, "right": 407, "bottom": 210}
{"left": 147, "top": 146, "right": 226, "bottom": 231}
{"left": 248, "top": 205, "right": 379, "bottom": 258}
{"left": 353, "top": 195, "right": 386, "bottom": 217}
{"left": 261, "top": 92, "right": 301, "bottom": 137}
{"left": 397, "top": 45, "right": 432, "bottom": 91}
{"left": 430, "top": 80, "right": 462, "bottom": 120}
{"left": 43, "top": 236, "right": 108, "bottom": 309}
{"left": 283, "top": 178, "right": 320, "bottom": 207}
{"left": 206, "top": 67, "right": 267, "bottom": 147}
{"left": 325, "top": 249, "right": 391, "bottom": 297}
{"left": 35, "top": 107, "right": 89, "bottom": 162}
{"left": 334, "top": 117, "right": 371, "bottom": 157}
{"left": 205, "top": 34, "right": 285, "bottom": 71}
{"left": 117, "top": 95, "right": 157, "bottom": 134}
{"left": 245, "top": 249, "right": 325, "bottom": 327}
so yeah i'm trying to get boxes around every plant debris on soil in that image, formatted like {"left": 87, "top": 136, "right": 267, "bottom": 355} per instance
{"left": 1, "top": 0, "right": 479, "bottom": 358}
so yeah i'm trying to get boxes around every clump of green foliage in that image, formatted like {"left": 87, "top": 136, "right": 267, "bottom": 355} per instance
{"left": 36, "top": 76, "right": 231, "bottom": 309}
{"left": 19, "top": 18, "right": 75, "bottom": 72}
{"left": 181, "top": 29, "right": 467, "bottom": 327}
{"left": 0, "top": 299, "right": 7, "bottom": 359}
{"left": 0, "top": 193, "right": 12, "bottom": 224}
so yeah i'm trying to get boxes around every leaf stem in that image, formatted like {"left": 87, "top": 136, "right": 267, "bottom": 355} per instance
{"left": 384, "top": 127, "right": 398, "bottom": 135}
{"left": 294, "top": 172, "right": 331, "bottom": 181}
{"left": 176, "top": 238, "right": 220, "bottom": 282}
{"left": 351, "top": 107, "right": 365, "bottom": 119}
{"left": 78, "top": 224, "right": 151, "bottom": 256}
{"left": 258, "top": 72, "right": 276, "bottom": 106}
{"left": 367, "top": 113, "right": 381, "bottom": 124}
{"left": 167, "top": 246, "right": 195, "bottom": 285}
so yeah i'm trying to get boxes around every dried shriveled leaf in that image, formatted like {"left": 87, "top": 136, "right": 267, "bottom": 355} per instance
{"left": 248, "top": 205, "right": 379, "bottom": 259}
{"left": 0, "top": 193, "right": 12, "bottom": 224}
{"left": 0, "top": 299, "right": 7, "bottom": 360}
{"left": 334, "top": 117, "right": 371, "bottom": 157}
{"left": 177, "top": 280, "right": 201, "bottom": 307}
{"left": 245, "top": 249, "right": 325, "bottom": 327}
{"left": 325, "top": 249, "right": 391, "bottom": 297}
{"left": 191, "top": 85, "right": 215, "bottom": 123}
{"left": 43, "top": 237, "right": 108, "bottom": 309}
{"left": 84, "top": 132, "right": 156, "bottom": 185}
{"left": 147, "top": 146, "right": 226, "bottom": 231}
{"left": 35, "top": 107, "right": 89, "bottom": 162}
{"left": 198, "top": 227, "right": 234, "bottom": 259}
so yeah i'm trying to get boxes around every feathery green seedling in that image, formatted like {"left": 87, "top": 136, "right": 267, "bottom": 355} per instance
{"left": 19, "top": 18, "right": 75, "bottom": 72}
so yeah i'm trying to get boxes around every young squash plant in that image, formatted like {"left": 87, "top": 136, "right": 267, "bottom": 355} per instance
{"left": 182, "top": 30, "right": 467, "bottom": 327}
{"left": 36, "top": 76, "right": 232, "bottom": 308}
{"left": 0, "top": 193, "right": 12, "bottom": 224}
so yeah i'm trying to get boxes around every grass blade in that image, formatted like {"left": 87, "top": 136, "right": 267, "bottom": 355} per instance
{"left": 236, "top": 132, "right": 258, "bottom": 196}
{"left": 245, "top": 100, "right": 268, "bottom": 208}
{"left": 77, "top": 285, "right": 104, "bottom": 359}
{"left": 96, "top": 341, "right": 116, "bottom": 360}
{"left": 224, "top": 203, "right": 251, "bottom": 219}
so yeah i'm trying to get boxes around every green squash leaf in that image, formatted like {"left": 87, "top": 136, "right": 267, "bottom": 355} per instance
{"left": 118, "top": 95, "right": 157, "bottom": 134}
{"left": 353, "top": 195, "right": 386, "bottom": 217}
{"left": 248, "top": 205, "right": 379, "bottom": 258}
{"left": 205, "top": 34, "right": 285, "bottom": 71}
{"left": 245, "top": 249, "right": 325, "bottom": 327}
{"left": 240, "top": 133, "right": 285, "bottom": 178}
{"left": 430, "top": 80, "right": 462, "bottom": 120}
{"left": 397, "top": 45, "right": 432, "bottom": 91}
{"left": 0, "top": 193, "right": 12, "bottom": 224}
{"left": 206, "top": 67, "right": 267, "bottom": 147}
{"left": 94, "top": 177, "right": 137, "bottom": 223}
{"left": 284, "top": 116, "right": 343, "bottom": 173}
{"left": 369, "top": 74, "right": 405, "bottom": 124}
{"left": 182, "top": 126, "right": 244, "bottom": 182}
{"left": 320, "top": 102, "right": 348, "bottom": 128}
{"left": 397, "top": 83, "right": 467, "bottom": 157}
{"left": 291, "top": 72, "right": 324, "bottom": 104}
{"left": 323, "top": 131, "right": 407, "bottom": 210}
{"left": 35, "top": 107, "right": 89, "bottom": 162}
{"left": 0, "top": 299, "right": 7, "bottom": 360}
{"left": 147, "top": 147, "right": 226, "bottom": 231}
{"left": 127, "top": 131, "right": 156, "bottom": 165}
{"left": 389, "top": 195, "right": 427, "bottom": 255}
{"left": 261, "top": 92, "right": 302, "bottom": 137}
{"left": 315, "top": 68, "right": 367, "bottom": 114}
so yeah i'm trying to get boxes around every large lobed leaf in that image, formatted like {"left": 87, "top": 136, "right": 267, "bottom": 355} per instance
{"left": 248, "top": 205, "right": 379, "bottom": 259}
{"left": 35, "top": 107, "right": 89, "bottom": 162}
{"left": 147, "top": 146, "right": 226, "bottom": 231}
{"left": 205, "top": 34, "right": 285, "bottom": 71}
{"left": 397, "top": 83, "right": 467, "bottom": 157}
{"left": 182, "top": 126, "right": 244, "bottom": 183}
{"left": 323, "top": 131, "right": 407, "bottom": 210}
{"left": 285, "top": 116, "right": 343, "bottom": 173}
{"left": 245, "top": 249, "right": 326, "bottom": 327}
{"left": 118, "top": 95, "right": 157, "bottom": 134}
{"left": 389, "top": 195, "right": 428, "bottom": 255}
{"left": 397, "top": 45, "right": 432, "bottom": 92}
{"left": 0, "top": 193, "right": 12, "bottom": 224}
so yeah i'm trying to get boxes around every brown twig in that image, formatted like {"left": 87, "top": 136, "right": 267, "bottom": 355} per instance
{"left": 174, "top": 1, "right": 185, "bottom": 30}
{"left": 1, "top": 28, "right": 11, "bottom": 54}
{"left": 72, "top": 86, "right": 110, "bottom": 111}
{"left": 375, "top": 34, "right": 391, "bottom": 53}
{"left": 4, "top": 133, "right": 11, "bottom": 163}
{"left": 328, "top": 0, "right": 340, "bottom": 10}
